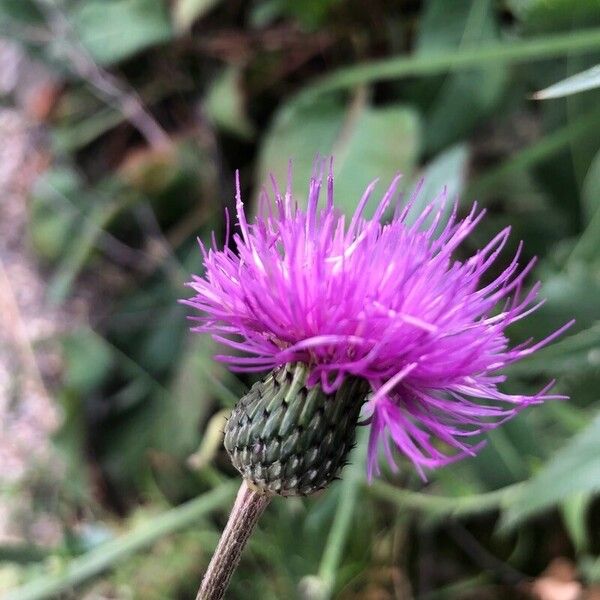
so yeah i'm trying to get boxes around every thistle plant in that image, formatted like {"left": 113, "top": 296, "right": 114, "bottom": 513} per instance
{"left": 183, "top": 161, "right": 571, "bottom": 599}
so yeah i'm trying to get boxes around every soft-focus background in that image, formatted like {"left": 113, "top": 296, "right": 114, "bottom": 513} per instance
{"left": 1, "top": 1, "right": 600, "bottom": 599}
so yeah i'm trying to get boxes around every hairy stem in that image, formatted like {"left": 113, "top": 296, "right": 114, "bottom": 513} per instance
{"left": 197, "top": 481, "right": 271, "bottom": 600}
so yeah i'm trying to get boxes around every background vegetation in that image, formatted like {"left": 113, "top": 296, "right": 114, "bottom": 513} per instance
{"left": 1, "top": 0, "right": 600, "bottom": 598}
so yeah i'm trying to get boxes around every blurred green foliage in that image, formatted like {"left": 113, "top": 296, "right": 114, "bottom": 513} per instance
{"left": 2, "top": 0, "right": 600, "bottom": 598}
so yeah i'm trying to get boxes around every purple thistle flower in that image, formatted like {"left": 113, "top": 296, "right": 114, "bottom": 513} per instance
{"left": 183, "top": 161, "right": 572, "bottom": 480}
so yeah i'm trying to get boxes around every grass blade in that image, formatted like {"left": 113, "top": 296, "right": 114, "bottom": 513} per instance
{"left": 316, "top": 427, "right": 369, "bottom": 598}
{"left": 297, "top": 28, "right": 600, "bottom": 101}
{"left": 369, "top": 480, "right": 522, "bottom": 519}
{"left": 5, "top": 481, "right": 237, "bottom": 600}
{"left": 533, "top": 64, "right": 600, "bottom": 99}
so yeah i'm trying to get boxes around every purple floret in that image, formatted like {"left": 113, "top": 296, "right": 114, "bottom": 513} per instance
{"left": 183, "top": 161, "right": 572, "bottom": 479}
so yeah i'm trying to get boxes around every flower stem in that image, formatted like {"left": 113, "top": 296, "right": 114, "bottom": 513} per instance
{"left": 197, "top": 480, "right": 271, "bottom": 600}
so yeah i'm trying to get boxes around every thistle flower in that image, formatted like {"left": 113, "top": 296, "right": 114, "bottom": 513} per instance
{"left": 184, "top": 162, "right": 571, "bottom": 492}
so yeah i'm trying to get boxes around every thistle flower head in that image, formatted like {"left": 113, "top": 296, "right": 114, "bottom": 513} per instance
{"left": 184, "top": 161, "right": 571, "bottom": 481}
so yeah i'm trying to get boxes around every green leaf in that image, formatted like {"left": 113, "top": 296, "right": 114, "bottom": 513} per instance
{"left": 561, "top": 492, "right": 592, "bottom": 553}
{"left": 333, "top": 105, "right": 421, "bottom": 218}
{"left": 47, "top": 178, "right": 136, "bottom": 304}
{"left": 538, "top": 271, "right": 600, "bottom": 332}
{"left": 467, "top": 106, "right": 600, "bottom": 200}
{"left": 255, "top": 93, "right": 346, "bottom": 206}
{"left": 28, "top": 167, "right": 83, "bottom": 262}
{"left": 256, "top": 93, "right": 420, "bottom": 218}
{"left": 204, "top": 67, "right": 255, "bottom": 140}
{"left": 507, "top": 0, "right": 600, "bottom": 32}
{"left": 137, "top": 304, "right": 186, "bottom": 374}
{"left": 0, "top": 0, "right": 42, "bottom": 23}
{"left": 568, "top": 203, "right": 600, "bottom": 267}
{"left": 417, "top": 0, "right": 475, "bottom": 52}
{"left": 507, "top": 322, "right": 600, "bottom": 376}
{"left": 580, "top": 555, "right": 600, "bottom": 584}
{"left": 534, "top": 64, "right": 600, "bottom": 99}
{"left": 173, "top": 0, "right": 221, "bottom": 32}
{"left": 501, "top": 412, "right": 600, "bottom": 529}
{"left": 582, "top": 148, "right": 600, "bottom": 223}
{"left": 248, "top": 0, "right": 340, "bottom": 29}
{"left": 71, "top": 0, "right": 172, "bottom": 66}
{"left": 417, "top": 0, "right": 507, "bottom": 152}
{"left": 54, "top": 390, "right": 95, "bottom": 506}
{"left": 53, "top": 107, "right": 124, "bottom": 153}
{"left": 406, "top": 144, "right": 469, "bottom": 229}
{"left": 62, "top": 329, "right": 115, "bottom": 394}
{"left": 157, "top": 336, "right": 234, "bottom": 456}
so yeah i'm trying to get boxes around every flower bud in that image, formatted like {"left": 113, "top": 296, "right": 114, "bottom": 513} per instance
{"left": 224, "top": 363, "right": 369, "bottom": 496}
